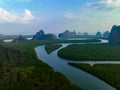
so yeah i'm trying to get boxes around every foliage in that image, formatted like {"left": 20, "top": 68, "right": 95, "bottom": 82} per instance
{"left": 0, "top": 35, "right": 32, "bottom": 40}
{"left": 68, "top": 63, "right": 120, "bottom": 90}
{"left": 1, "top": 39, "right": 101, "bottom": 54}
{"left": 58, "top": 44, "right": 120, "bottom": 61}
{"left": 45, "top": 45, "right": 62, "bottom": 54}
{"left": 0, "top": 41, "right": 82, "bottom": 90}
{"left": 66, "top": 35, "right": 107, "bottom": 39}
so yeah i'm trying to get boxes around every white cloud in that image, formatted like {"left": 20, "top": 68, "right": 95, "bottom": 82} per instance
{"left": 64, "top": 0, "right": 120, "bottom": 33}
{"left": 86, "top": 0, "right": 120, "bottom": 10}
{"left": 0, "top": 8, "right": 34, "bottom": 24}
{"left": 64, "top": 13, "right": 80, "bottom": 20}
{"left": 20, "top": 9, "right": 34, "bottom": 23}
{"left": 106, "top": 0, "right": 120, "bottom": 6}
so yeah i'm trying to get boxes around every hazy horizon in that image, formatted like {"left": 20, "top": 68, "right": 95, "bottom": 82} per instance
{"left": 0, "top": 0, "right": 120, "bottom": 35}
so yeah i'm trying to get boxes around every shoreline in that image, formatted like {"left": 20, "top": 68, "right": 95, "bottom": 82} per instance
{"left": 68, "top": 63, "right": 118, "bottom": 90}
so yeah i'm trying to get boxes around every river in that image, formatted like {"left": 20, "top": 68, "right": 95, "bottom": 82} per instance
{"left": 35, "top": 43, "right": 116, "bottom": 90}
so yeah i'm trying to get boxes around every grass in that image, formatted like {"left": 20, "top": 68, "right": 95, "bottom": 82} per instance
{"left": 0, "top": 40, "right": 82, "bottom": 90}
{"left": 45, "top": 44, "right": 62, "bottom": 54}
{"left": 68, "top": 63, "right": 120, "bottom": 90}
{"left": 58, "top": 44, "right": 120, "bottom": 61}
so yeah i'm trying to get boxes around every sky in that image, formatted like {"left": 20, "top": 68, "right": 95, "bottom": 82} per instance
{"left": 0, "top": 0, "right": 120, "bottom": 35}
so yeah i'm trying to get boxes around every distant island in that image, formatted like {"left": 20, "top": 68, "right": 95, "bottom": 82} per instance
{"left": 32, "top": 30, "right": 57, "bottom": 40}
{"left": 58, "top": 30, "right": 77, "bottom": 38}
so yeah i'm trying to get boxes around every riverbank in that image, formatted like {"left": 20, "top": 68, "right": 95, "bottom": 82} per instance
{"left": 58, "top": 44, "right": 120, "bottom": 61}
{"left": 68, "top": 63, "right": 120, "bottom": 90}
{"left": 0, "top": 41, "right": 82, "bottom": 90}
{"left": 45, "top": 44, "right": 62, "bottom": 54}
{"left": 35, "top": 43, "right": 116, "bottom": 90}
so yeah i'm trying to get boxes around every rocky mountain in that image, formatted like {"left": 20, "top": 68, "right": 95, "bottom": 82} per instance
{"left": 96, "top": 31, "right": 102, "bottom": 37}
{"left": 58, "top": 30, "right": 77, "bottom": 38}
{"left": 32, "top": 30, "right": 57, "bottom": 40}
{"left": 109, "top": 25, "right": 120, "bottom": 44}
{"left": 103, "top": 31, "right": 110, "bottom": 38}
{"left": 71, "top": 31, "right": 77, "bottom": 36}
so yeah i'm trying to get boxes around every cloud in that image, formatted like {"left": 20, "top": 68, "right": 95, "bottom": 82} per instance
{"left": 0, "top": 8, "right": 34, "bottom": 24}
{"left": 64, "top": 0, "right": 120, "bottom": 33}
{"left": 86, "top": 0, "right": 120, "bottom": 10}
{"left": 21, "top": 9, "right": 34, "bottom": 23}
{"left": 64, "top": 13, "right": 80, "bottom": 20}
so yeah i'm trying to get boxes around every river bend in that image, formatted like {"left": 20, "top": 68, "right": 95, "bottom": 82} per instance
{"left": 35, "top": 44, "right": 116, "bottom": 90}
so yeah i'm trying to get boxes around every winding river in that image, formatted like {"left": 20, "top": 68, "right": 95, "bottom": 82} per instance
{"left": 35, "top": 42, "right": 117, "bottom": 90}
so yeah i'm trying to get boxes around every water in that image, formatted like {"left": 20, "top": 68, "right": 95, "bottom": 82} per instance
{"left": 3, "top": 39, "right": 13, "bottom": 42}
{"left": 3, "top": 37, "right": 32, "bottom": 42}
{"left": 71, "top": 61, "right": 120, "bottom": 66}
{"left": 35, "top": 44, "right": 116, "bottom": 90}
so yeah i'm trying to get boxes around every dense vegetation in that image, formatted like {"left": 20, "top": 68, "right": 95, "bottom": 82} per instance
{"left": 67, "top": 35, "right": 108, "bottom": 39}
{"left": 58, "top": 44, "right": 120, "bottom": 61}
{"left": 0, "top": 41, "right": 81, "bottom": 90}
{"left": 58, "top": 38, "right": 101, "bottom": 43}
{"left": 68, "top": 63, "right": 120, "bottom": 90}
{"left": 0, "top": 35, "right": 32, "bottom": 40}
{"left": 45, "top": 45, "right": 62, "bottom": 54}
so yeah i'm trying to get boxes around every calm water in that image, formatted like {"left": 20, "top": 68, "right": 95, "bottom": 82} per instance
{"left": 3, "top": 39, "right": 13, "bottom": 42}
{"left": 3, "top": 37, "right": 32, "bottom": 42}
{"left": 71, "top": 61, "right": 120, "bottom": 66}
{"left": 35, "top": 44, "right": 116, "bottom": 90}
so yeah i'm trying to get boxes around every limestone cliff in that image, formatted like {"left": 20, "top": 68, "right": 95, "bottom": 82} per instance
{"left": 109, "top": 25, "right": 120, "bottom": 44}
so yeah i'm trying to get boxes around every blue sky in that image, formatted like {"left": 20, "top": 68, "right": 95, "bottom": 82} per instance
{"left": 0, "top": 0, "right": 120, "bottom": 35}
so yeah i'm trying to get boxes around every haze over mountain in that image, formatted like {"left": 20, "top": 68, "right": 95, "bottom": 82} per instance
{"left": 0, "top": 0, "right": 120, "bottom": 34}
